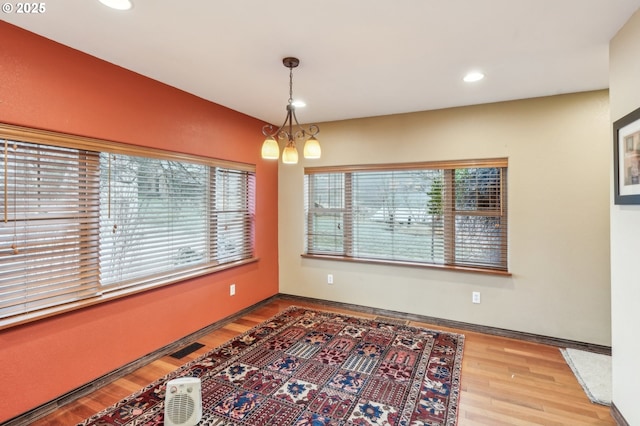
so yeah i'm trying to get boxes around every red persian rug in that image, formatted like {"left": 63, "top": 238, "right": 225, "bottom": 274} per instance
{"left": 78, "top": 307, "right": 464, "bottom": 425}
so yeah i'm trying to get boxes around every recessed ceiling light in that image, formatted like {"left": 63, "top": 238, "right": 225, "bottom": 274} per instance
{"left": 463, "top": 71, "right": 485, "bottom": 83}
{"left": 98, "top": 0, "right": 132, "bottom": 10}
{"left": 292, "top": 100, "right": 306, "bottom": 108}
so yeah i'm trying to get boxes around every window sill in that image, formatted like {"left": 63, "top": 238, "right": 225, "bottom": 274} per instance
{"left": 301, "top": 254, "right": 511, "bottom": 277}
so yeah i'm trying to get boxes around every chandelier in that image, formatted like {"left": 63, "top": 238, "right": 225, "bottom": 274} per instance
{"left": 261, "top": 57, "right": 321, "bottom": 164}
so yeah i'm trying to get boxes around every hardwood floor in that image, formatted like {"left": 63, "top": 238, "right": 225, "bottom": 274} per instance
{"left": 29, "top": 298, "right": 614, "bottom": 425}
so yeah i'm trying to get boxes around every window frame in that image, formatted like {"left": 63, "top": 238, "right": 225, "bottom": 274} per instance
{"left": 303, "top": 158, "right": 510, "bottom": 276}
{"left": 0, "top": 123, "right": 257, "bottom": 329}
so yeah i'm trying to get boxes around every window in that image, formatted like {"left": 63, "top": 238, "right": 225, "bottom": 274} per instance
{"left": 99, "top": 154, "right": 254, "bottom": 290}
{"left": 0, "top": 125, "right": 255, "bottom": 323}
{"left": 1, "top": 141, "right": 100, "bottom": 319}
{"left": 304, "top": 158, "right": 508, "bottom": 273}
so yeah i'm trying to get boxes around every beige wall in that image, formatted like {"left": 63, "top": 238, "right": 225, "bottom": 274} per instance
{"left": 610, "top": 8, "right": 640, "bottom": 425}
{"left": 279, "top": 91, "right": 611, "bottom": 345}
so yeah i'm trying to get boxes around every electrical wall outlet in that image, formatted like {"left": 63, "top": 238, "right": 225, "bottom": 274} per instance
{"left": 472, "top": 291, "right": 481, "bottom": 304}
{"left": 230, "top": 283, "right": 236, "bottom": 296}
{"left": 327, "top": 274, "right": 334, "bottom": 284}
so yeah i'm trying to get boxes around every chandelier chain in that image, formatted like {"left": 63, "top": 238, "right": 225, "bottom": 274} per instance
{"left": 288, "top": 66, "right": 294, "bottom": 105}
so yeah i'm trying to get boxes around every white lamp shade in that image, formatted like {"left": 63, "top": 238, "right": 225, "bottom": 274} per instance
{"left": 261, "top": 137, "right": 279, "bottom": 160}
{"left": 303, "top": 137, "right": 321, "bottom": 159}
{"left": 282, "top": 144, "right": 299, "bottom": 164}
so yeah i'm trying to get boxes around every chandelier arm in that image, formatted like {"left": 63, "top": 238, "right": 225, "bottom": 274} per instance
{"left": 261, "top": 123, "right": 275, "bottom": 138}
{"left": 287, "top": 106, "right": 294, "bottom": 141}
{"left": 307, "top": 124, "right": 320, "bottom": 137}
{"left": 275, "top": 108, "right": 294, "bottom": 141}
{"left": 290, "top": 108, "right": 307, "bottom": 140}
{"left": 291, "top": 109, "right": 320, "bottom": 140}
{"left": 262, "top": 107, "right": 294, "bottom": 139}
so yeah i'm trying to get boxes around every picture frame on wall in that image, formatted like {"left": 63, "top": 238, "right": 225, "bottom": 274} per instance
{"left": 614, "top": 106, "right": 640, "bottom": 204}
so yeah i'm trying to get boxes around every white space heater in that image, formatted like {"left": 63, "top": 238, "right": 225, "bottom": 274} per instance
{"left": 164, "top": 377, "right": 202, "bottom": 426}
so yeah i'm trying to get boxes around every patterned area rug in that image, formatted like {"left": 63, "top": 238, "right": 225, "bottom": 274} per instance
{"left": 79, "top": 307, "right": 465, "bottom": 425}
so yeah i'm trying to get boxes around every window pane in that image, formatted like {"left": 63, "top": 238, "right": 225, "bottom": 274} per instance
{"left": 0, "top": 141, "right": 100, "bottom": 319}
{"left": 99, "top": 154, "right": 208, "bottom": 287}
{"left": 454, "top": 214, "right": 507, "bottom": 268}
{"left": 351, "top": 170, "right": 445, "bottom": 263}
{"left": 453, "top": 167, "right": 507, "bottom": 269}
{"left": 306, "top": 174, "right": 345, "bottom": 254}
{"left": 212, "top": 168, "right": 254, "bottom": 263}
{"left": 455, "top": 168, "right": 502, "bottom": 212}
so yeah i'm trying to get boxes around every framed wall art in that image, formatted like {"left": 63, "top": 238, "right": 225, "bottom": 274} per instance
{"left": 614, "top": 106, "right": 640, "bottom": 204}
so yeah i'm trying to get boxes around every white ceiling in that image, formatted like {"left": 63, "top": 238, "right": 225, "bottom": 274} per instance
{"left": 4, "top": 1, "right": 640, "bottom": 125}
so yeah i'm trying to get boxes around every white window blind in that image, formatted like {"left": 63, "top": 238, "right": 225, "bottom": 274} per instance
{"left": 99, "top": 154, "right": 210, "bottom": 288}
{"left": 305, "top": 159, "right": 508, "bottom": 272}
{"left": 212, "top": 168, "right": 255, "bottom": 265}
{"left": 99, "top": 156, "right": 255, "bottom": 291}
{"left": 1, "top": 140, "right": 101, "bottom": 318}
{"left": 451, "top": 167, "right": 507, "bottom": 269}
{"left": 0, "top": 123, "right": 256, "bottom": 323}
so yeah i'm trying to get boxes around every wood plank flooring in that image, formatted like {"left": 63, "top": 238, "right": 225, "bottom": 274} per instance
{"left": 29, "top": 298, "right": 614, "bottom": 425}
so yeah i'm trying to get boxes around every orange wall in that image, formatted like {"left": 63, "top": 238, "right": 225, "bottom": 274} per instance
{"left": 0, "top": 22, "right": 279, "bottom": 422}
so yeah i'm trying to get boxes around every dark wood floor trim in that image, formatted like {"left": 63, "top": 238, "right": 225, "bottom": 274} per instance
{"left": 611, "top": 402, "right": 630, "bottom": 426}
{"left": 277, "top": 294, "right": 612, "bottom": 355}
{"left": 3, "top": 294, "right": 279, "bottom": 426}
